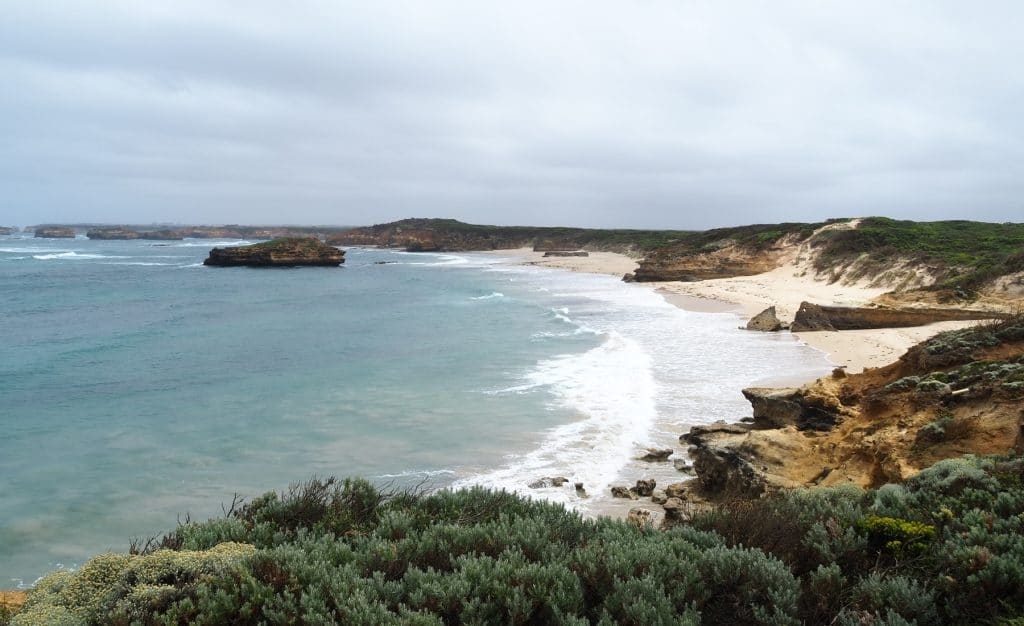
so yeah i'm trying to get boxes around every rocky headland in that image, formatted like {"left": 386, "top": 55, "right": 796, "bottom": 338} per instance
{"left": 203, "top": 237, "right": 345, "bottom": 267}
{"left": 33, "top": 226, "right": 76, "bottom": 238}
{"left": 0, "top": 227, "right": 15, "bottom": 236}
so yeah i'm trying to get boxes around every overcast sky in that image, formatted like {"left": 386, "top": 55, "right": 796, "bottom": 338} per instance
{"left": 2, "top": 1, "right": 1022, "bottom": 229}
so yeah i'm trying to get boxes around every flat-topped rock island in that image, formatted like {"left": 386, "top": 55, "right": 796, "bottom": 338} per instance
{"left": 203, "top": 237, "right": 345, "bottom": 267}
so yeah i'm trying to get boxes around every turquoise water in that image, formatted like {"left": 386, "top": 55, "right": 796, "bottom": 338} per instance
{"left": 0, "top": 234, "right": 831, "bottom": 585}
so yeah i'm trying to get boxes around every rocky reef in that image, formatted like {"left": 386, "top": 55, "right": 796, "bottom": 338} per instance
{"left": 790, "top": 301, "right": 1003, "bottom": 331}
{"left": 203, "top": 238, "right": 344, "bottom": 267}
{"left": 33, "top": 226, "right": 75, "bottom": 238}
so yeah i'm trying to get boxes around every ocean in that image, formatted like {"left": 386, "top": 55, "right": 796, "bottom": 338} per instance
{"left": 0, "top": 233, "right": 832, "bottom": 586}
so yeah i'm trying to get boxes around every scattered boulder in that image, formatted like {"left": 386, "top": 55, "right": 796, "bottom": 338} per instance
{"left": 574, "top": 482, "right": 587, "bottom": 497}
{"left": 610, "top": 485, "right": 638, "bottom": 500}
{"left": 626, "top": 507, "right": 658, "bottom": 529}
{"left": 650, "top": 489, "right": 668, "bottom": 505}
{"left": 204, "top": 238, "right": 344, "bottom": 267}
{"left": 664, "top": 482, "right": 689, "bottom": 499}
{"left": 638, "top": 447, "right": 673, "bottom": 461}
{"left": 662, "top": 497, "right": 689, "bottom": 523}
{"left": 634, "top": 478, "right": 656, "bottom": 497}
{"left": 673, "top": 458, "right": 693, "bottom": 473}
{"left": 622, "top": 272, "right": 636, "bottom": 282}
{"left": 528, "top": 476, "right": 570, "bottom": 489}
{"left": 745, "top": 306, "right": 786, "bottom": 332}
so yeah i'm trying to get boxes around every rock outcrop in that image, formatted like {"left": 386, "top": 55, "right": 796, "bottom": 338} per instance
{"left": 543, "top": 251, "right": 589, "bottom": 257}
{"left": 680, "top": 315, "right": 1024, "bottom": 501}
{"left": 34, "top": 226, "right": 76, "bottom": 238}
{"left": 634, "top": 478, "right": 656, "bottom": 497}
{"left": 204, "top": 238, "right": 344, "bottom": 267}
{"left": 790, "top": 301, "right": 1001, "bottom": 332}
{"left": 745, "top": 306, "right": 786, "bottom": 332}
{"left": 0, "top": 226, "right": 15, "bottom": 235}
{"left": 637, "top": 447, "right": 673, "bottom": 461}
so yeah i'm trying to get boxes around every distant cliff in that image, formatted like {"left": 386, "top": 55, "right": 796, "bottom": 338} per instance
{"left": 87, "top": 228, "right": 184, "bottom": 240}
{"left": 326, "top": 218, "right": 686, "bottom": 255}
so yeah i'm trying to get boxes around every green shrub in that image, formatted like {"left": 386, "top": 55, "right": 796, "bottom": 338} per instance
{"left": 17, "top": 455, "right": 1024, "bottom": 624}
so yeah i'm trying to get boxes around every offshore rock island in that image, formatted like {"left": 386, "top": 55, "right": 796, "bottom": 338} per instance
{"left": 203, "top": 237, "right": 345, "bottom": 267}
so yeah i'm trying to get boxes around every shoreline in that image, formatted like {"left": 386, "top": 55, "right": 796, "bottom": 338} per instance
{"left": 493, "top": 247, "right": 975, "bottom": 374}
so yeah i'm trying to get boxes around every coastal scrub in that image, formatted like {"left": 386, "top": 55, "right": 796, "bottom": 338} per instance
{"left": 9, "top": 456, "right": 1024, "bottom": 625}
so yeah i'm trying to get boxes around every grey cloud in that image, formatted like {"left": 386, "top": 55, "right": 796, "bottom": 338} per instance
{"left": 1, "top": 0, "right": 1022, "bottom": 228}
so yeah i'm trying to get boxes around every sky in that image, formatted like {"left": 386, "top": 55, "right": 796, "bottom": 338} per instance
{"left": 1, "top": 1, "right": 1022, "bottom": 229}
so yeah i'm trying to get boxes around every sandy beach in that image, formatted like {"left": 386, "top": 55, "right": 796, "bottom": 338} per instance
{"left": 499, "top": 247, "right": 975, "bottom": 374}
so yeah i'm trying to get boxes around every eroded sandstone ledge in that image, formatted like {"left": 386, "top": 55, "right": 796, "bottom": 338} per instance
{"left": 790, "top": 301, "right": 1003, "bottom": 331}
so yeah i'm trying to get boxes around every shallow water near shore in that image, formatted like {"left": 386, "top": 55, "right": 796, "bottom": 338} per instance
{"left": 0, "top": 234, "right": 831, "bottom": 585}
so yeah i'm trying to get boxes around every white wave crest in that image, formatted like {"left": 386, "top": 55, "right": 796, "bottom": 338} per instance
{"left": 455, "top": 331, "right": 658, "bottom": 507}
{"left": 32, "top": 252, "right": 128, "bottom": 260}
{"left": 470, "top": 292, "right": 505, "bottom": 300}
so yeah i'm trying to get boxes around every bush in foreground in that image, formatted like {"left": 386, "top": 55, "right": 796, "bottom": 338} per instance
{"left": 9, "top": 457, "right": 1024, "bottom": 625}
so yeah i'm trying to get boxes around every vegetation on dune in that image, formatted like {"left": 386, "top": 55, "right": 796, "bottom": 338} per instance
{"left": 9, "top": 456, "right": 1024, "bottom": 625}
{"left": 811, "top": 217, "right": 1024, "bottom": 294}
{"left": 353, "top": 217, "right": 697, "bottom": 253}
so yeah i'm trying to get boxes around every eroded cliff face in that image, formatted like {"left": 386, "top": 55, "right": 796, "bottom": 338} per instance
{"left": 204, "top": 238, "right": 345, "bottom": 267}
{"left": 633, "top": 238, "right": 794, "bottom": 282}
{"left": 682, "top": 317, "right": 1024, "bottom": 501}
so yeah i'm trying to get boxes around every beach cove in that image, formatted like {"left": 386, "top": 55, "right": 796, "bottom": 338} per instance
{"left": 1, "top": 235, "right": 830, "bottom": 585}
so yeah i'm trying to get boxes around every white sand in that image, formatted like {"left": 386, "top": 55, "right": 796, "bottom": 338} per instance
{"left": 494, "top": 248, "right": 640, "bottom": 277}
{"left": 497, "top": 246, "right": 976, "bottom": 374}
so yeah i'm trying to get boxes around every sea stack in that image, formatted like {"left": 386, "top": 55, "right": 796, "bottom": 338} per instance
{"left": 34, "top": 226, "right": 76, "bottom": 238}
{"left": 203, "top": 237, "right": 345, "bottom": 267}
